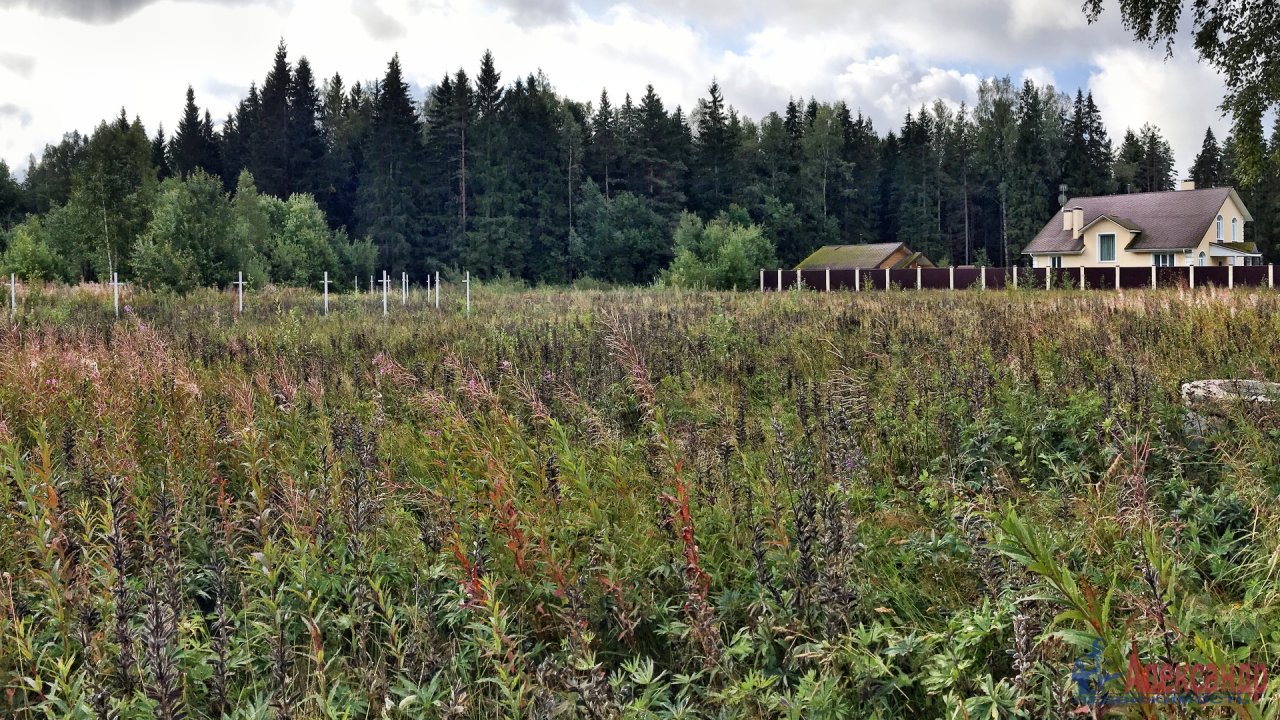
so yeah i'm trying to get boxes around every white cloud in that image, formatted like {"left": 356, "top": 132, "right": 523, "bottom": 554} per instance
{"left": 0, "top": 0, "right": 1231, "bottom": 182}
{"left": 1021, "top": 66, "right": 1056, "bottom": 88}
{"left": 1088, "top": 47, "right": 1229, "bottom": 177}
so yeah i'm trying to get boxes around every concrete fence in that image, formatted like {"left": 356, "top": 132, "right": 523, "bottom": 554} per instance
{"left": 759, "top": 265, "right": 1277, "bottom": 292}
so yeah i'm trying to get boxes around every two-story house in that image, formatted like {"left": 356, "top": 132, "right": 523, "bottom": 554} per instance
{"left": 1022, "top": 183, "right": 1261, "bottom": 268}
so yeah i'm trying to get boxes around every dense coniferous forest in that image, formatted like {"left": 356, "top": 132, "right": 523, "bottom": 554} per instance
{"left": 2, "top": 42, "right": 1279, "bottom": 288}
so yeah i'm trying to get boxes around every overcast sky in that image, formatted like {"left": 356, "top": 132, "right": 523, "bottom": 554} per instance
{"left": 0, "top": 0, "right": 1233, "bottom": 180}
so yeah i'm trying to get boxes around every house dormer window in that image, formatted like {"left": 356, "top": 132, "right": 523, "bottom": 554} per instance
{"left": 1217, "top": 215, "right": 1224, "bottom": 241}
{"left": 1098, "top": 233, "right": 1116, "bottom": 262}
{"left": 1232, "top": 217, "right": 1238, "bottom": 242}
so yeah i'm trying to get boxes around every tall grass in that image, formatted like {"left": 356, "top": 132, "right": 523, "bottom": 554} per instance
{"left": 1, "top": 284, "right": 1278, "bottom": 718}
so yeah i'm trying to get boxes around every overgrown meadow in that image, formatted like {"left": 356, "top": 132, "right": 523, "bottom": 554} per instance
{"left": 2, "top": 284, "right": 1279, "bottom": 719}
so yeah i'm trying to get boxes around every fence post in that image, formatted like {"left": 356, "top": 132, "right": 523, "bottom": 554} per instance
{"left": 1013, "top": 266, "right": 1018, "bottom": 289}
{"left": 1228, "top": 264, "right": 1234, "bottom": 289}
{"left": 759, "top": 269, "right": 764, "bottom": 292}
{"left": 777, "top": 268, "right": 782, "bottom": 291}
{"left": 916, "top": 266, "right": 921, "bottom": 290}
{"left": 1190, "top": 265, "right": 1195, "bottom": 290}
{"left": 1115, "top": 265, "right": 1120, "bottom": 290}
{"left": 1047, "top": 267, "right": 1052, "bottom": 290}
{"left": 949, "top": 266, "right": 955, "bottom": 290}
{"left": 981, "top": 266, "right": 986, "bottom": 290}
{"left": 825, "top": 267, "right": 831, "bottom": 292}
{"left": 1271, "top": 264, "right": 1275, "bottom": 289}
{"left": 884, "top": 268, "right": 890, "bottom": 291}
{"left": 855, "top": 269, "right": 861, "bottom": 292}
{"left": 1079, "top": 266, "right": 1085, "bottom": 289}
{"left": 1151, "top": 265, "right": 1156, "bottom": 288}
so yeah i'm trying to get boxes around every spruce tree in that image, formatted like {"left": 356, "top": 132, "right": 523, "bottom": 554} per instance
{"left": 692, "top": 80, "right": 734, "bottom": 214}
{"left": 288, "top": 56, "right": 326, "bottom": 200}
{"left": 151, "top": 124, "right": 170, "bottom": 180}
{"left": 170, "top": 86, "right": 219, "bottom": 177}
{"left": 1189, "top": 127, "right": 1223, "bottom": 188}
{"left": 356, "top": 54, "right": 426, "bottom": 272}
{"left": 252, "top": 40, "right": 292, "bottom": 197}
{"left": 1083, "top": 92, "right": 1114, "bottom": 194}
{"left": 587, "top": 90, "right": 620, "bottom": 199}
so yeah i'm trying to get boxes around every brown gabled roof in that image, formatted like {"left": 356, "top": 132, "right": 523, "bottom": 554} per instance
{"left": 1023, "top": 187, "right": 1247, "bottom": 255}
{"left": 795, "top": 243, "right": 905, "bottom": 269}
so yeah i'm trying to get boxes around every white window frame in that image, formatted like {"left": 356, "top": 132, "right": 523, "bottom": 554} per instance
{"left": 1232, "top": 217, "right": 1239, "bottom": 243}
{"left": 1217, "top": 215, "right": 1224, "bottom": 241}
{"left": 1050, "top": 255, "right": 1063, "bottom": 269}
{"left": 1198, "top": 251, "right": 1206, "bottom": 266}
{"left": 1097, "top": 233, "right": 1116, "bottom": 263}
{"left": 1153, "top": 253, "right": 1177, "bottom": 267}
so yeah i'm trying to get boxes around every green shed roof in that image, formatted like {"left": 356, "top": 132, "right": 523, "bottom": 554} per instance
{"left": 795, "top": 243, "right": 905, "bottom": 270}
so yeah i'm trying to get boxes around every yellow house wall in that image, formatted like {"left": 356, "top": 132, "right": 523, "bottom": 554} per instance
{"left": 1030, "top": 195, "right": 1250, "bottom": 268}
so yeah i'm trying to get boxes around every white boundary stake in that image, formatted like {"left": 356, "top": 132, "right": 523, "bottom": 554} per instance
{"left": 111, "top": 272, "right": 121, "bottom": 318}
{"left": 380, "top": 270, "right": 390, "bottom": 316}
{"left": 949, "top": 266, "right": 955, "bottom": 290}
{"left": 1115, "top": 266, "right": 1120, "bottom": 289}
{"left": 402, "top": 272, "right": 408, "bottom": 305}
{"left": 1229, "top": 264, "right": 1234, "bottom": 289}
{"left": 1079, "top": 266, "right": 1085, "bottom": 288}
{"left": 916, "top": 266, "right": 921, "bottom": 290}
{"left": 435, "top": 271, "right": 440, "bottom": 309}
{"left": 1151, "top": 266, "right": 1157, "bottom": 288}
{"left": 980, "top": 266, "right": 986, "bottom": 290}
{"left": 825, "top": 267, "right": 831, "bottom": 292}
{"left": 884, "top": 267, "right": 890, "bottom": 290}
{"left": 759, "top": 269, "right": 764, "bottom": 292}
{"left": 1047, "top": 268, "right": 1052, "bottom": 290}
{"left": 777, "top": 268, "right": 782, "bottom": 291}
{"left": 322, "top": 272, "right": 331, "bottom": 316}
{"left": 1270, "top": 264, "right": 1275, "bottom": 289}
{"left": 1013, "top": 266, "right": 1018, "bottom": 289}
{"left": 464, "top": 271, "right": 471, "bottom": 315}
{"left": 855, "top": 269, "right": 861, "bottom": 292}
{"left": 233, "top": 271, "right": 247, "bottom": 314}
{"left": 1190, "top": 265, "right": 1196, "bottom": 290}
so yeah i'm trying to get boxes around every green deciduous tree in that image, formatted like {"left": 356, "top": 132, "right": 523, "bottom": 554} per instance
{"left": 667, "top": 210, "right": 776, "bottom": 290}
{"left": 1084, "top": 0, "right": 1280, "bottom": 183}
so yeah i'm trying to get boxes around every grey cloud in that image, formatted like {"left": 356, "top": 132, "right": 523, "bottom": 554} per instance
{"left": 0, "top": 52, "right": 36, "bottom": 78}
{"left": 487, "top": 0, "right": 573, "bottom": 27}
{"left": 352, "top": 0, "right": 406, "bottom": 40}
{"left": 0, "top": 103, "right": 34, "bottom": 127}
{"left": 0, "top": 0, "right": 287, "bottom": 24}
